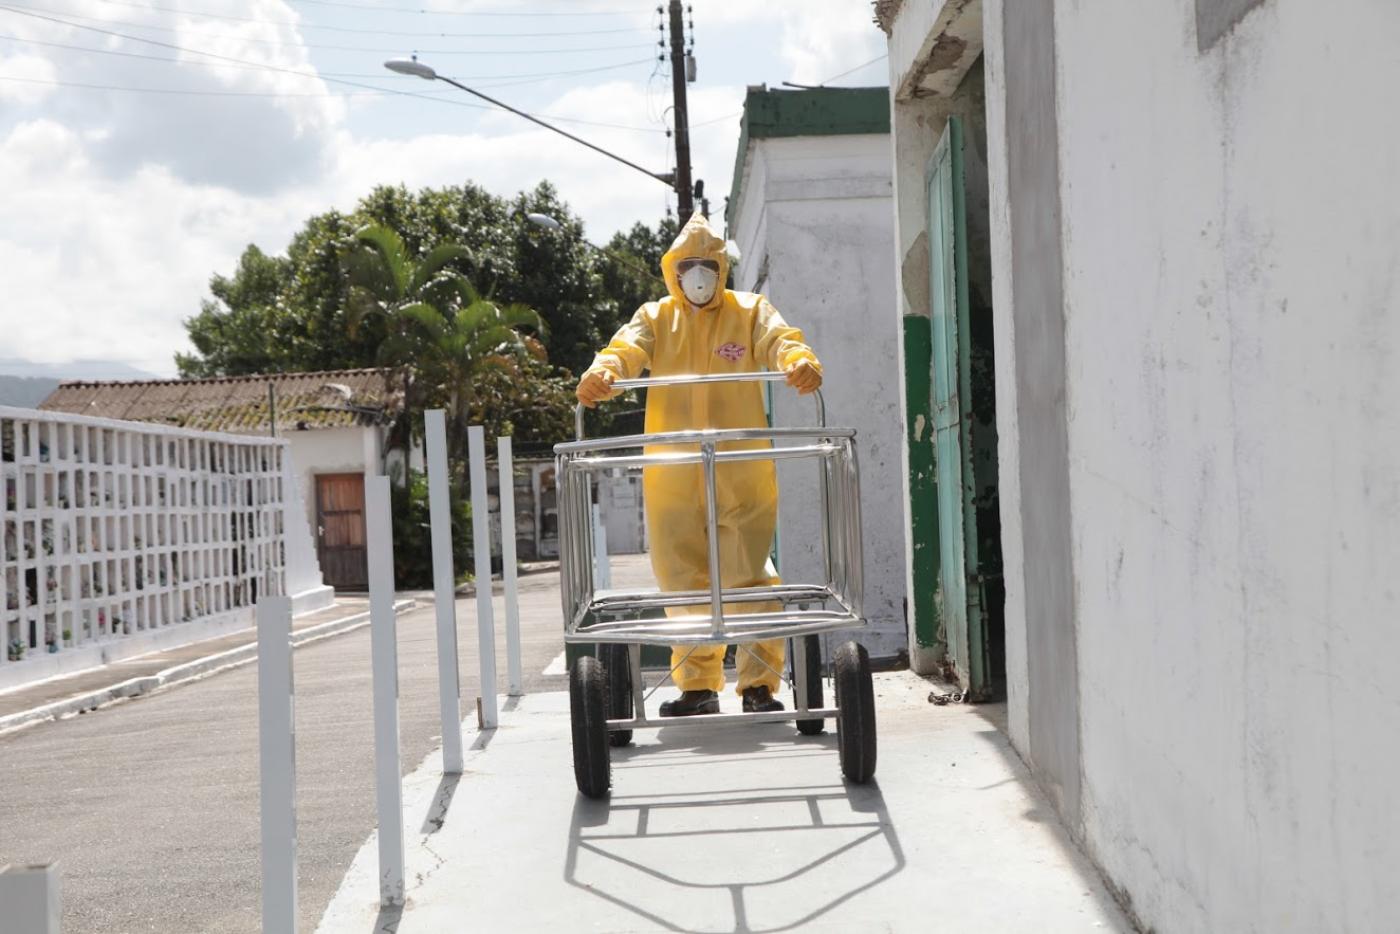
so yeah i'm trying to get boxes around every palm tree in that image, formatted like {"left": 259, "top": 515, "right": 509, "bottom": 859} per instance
{"left": 345, "top": 225, "right": 476, "bottom": 330}
{"left": 343, "top": 224, "right": 547, "bottom": 479}
{"left": 343, "top": 224, "right": 476, "bottom": 467}
{"left": 401, "top": 298, "right": 547, "bottom": 479}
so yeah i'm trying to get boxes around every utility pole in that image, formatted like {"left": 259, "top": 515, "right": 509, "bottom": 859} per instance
{"left": 667, "top": 0, "right": 694, "bottom": 219}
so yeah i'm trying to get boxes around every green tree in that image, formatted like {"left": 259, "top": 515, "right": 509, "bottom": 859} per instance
{"left": 176, "top": 245, "right": 290, "bottom": 377}
{"left": 181, "top": 181, "right": 661, "bottom": 380}
{"left": 179, "top": 181, "right": 676, "bottom": 444}
{"left": 400, "top": 294, "right": 546, "bottom": 479}
{"left": 598, "top": 216, "right": 679, "bottom": 325}
{"left": 339, "top": 223, "right": 476, "bottom": 458}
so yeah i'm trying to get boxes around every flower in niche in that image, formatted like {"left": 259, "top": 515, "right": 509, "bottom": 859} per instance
{"left": 716, "top": 342, "right": 746, "bottom": 362}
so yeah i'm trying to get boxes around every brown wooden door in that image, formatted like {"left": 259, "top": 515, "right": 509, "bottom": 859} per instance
{"left": 316, "top": 473, "right": 368, "bottom": 591}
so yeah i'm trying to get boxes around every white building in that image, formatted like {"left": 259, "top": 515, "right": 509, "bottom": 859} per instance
{"left": 726, "top": 85, "right": 908, "bottom": 659}
{"left": 41, "top": 369, "right": 402, "bottom": 591}
{"left": 879, "top": 0, "right": 1400, "bottom": 930}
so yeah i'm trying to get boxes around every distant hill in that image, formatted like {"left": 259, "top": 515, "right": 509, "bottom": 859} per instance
{"left": 0, "top": 360, "right": 160, "bottom": 411}
{"left": 0, "top": 375, "right": 60, "bottom": 408}
{"left": 0, "top": 358, "right": 158, "bottom": 381}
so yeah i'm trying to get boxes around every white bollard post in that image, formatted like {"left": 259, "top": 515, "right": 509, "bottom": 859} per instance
{"left": 0, "top": 863, "right": 61, "bottom": 934}
{"left": 498, "top": 436, "right": 523, "bottom": 697}
{"left": 365, "top": 477, "right": 405, "bottom": 906}
{"left": 424, "top": 410, "right": 464, "bottom": 774}
{"left": 256, "top": 596, "right": 297, "bottom": 933}
{"left": 468, "top": 426, "right": 499, "bottom": 729}
{"left": 592, "top": 503, "right": 612, "bottom": 591}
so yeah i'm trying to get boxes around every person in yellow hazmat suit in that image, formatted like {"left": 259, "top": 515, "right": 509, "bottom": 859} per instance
{"left": 576, "top": 211, "right": 822, "bottom": 716}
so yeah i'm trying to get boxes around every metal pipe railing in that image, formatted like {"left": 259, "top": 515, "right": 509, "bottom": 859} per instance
{"left": 562, "top": 443, "right": 842, "bottom": 472}
{"left": 556, "top": 425, "right": 851, "bottom": 455}
{"left": 557, "top": 370, "right": 861, "bottom": 646}
{"left": 573, "top": 371, "right": 826, "bottom": 441}
{"left": 701, "top": 442, "right": 724, "bottom": 635}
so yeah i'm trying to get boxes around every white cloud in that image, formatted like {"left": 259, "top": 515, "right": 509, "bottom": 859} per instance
{"left": 0, "top": 77, "right": 744, "bottom": 376}
{"left": 0, "top": 0, "right": 885, "bottom": 376}
{"left": 0, "top": 53, "right": 57, "bottom": 105}
{"left": 772, "top": 3, "right": 886, "bottom": 86}
{"left": 689, "top": 0, "right": 885, "bottom": 85}
{"left": 2, "top": 0, "right": 339, "bottom": 191}
{"left": 0, "top": 120, "right": 318, "bottom": 376}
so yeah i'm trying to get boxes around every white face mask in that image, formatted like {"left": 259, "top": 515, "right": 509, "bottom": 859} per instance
{"left": 679, "top": 264, "right": 719, "bottom": 306}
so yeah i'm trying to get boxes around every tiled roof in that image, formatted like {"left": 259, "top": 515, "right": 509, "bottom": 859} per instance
{"left": 38, "top": 368, "right": 402, "bottom": 435}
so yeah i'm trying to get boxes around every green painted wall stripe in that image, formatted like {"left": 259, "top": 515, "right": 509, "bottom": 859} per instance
{"left": 727, "top": 85, "right": 890, "bottom": 228}
{"left": 903, "top": 315, "right": 940, "bottom": 649}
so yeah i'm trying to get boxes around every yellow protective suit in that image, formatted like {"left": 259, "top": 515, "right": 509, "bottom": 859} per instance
{"left": 583, "top": 212, "right": 821, "bottom": 695}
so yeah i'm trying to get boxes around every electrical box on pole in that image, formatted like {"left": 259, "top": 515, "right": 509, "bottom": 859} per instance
{"left": 667, "top": 0, "right": 694, "bottom": 219}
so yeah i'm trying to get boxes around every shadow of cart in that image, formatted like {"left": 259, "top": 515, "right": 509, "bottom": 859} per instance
{"left": 564, "top": 730, "right": 905, "bottom": 934}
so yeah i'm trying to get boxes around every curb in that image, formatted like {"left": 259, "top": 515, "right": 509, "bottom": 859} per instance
{"left": 0, "top": 599, "right": 416, "bottom": 738}
{"left": 453, "top": 562, "right": 559, "bottom": 597}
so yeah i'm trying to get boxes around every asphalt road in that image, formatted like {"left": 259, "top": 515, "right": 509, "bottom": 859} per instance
{"left": 0, "top": 556, "right": 653, "bottom": 934}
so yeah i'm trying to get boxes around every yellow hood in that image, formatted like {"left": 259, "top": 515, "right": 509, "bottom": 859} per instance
{"left": 660, "top": 210, "right": 729, "bottom": 311}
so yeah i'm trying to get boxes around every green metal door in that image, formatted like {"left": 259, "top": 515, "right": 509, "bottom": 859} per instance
{"left": 927, "top": 117, "right": 989, "bottom": 694}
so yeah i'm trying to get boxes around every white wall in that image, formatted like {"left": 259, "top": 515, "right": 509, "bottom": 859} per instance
{"left": 731, "top": 133, "right": 907, "bottom": 659}
{"left": 280, "top": 457, "right": 332, "bottom": 614}
{"left": 990, "top": 0, "right": 1400, "bottom": 930}
{"left": 285, "top": 426, "right": 375, "bottom": 543}
{"left": 597, "top": 472, "right": 646, "bottom": 555}
{"left": 977, "top": 0, "right": 1031, "bottom": 756}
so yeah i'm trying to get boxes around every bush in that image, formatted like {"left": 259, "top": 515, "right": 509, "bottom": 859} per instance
{"left": 390, "top": 469, "right": 471, "bottom": 589}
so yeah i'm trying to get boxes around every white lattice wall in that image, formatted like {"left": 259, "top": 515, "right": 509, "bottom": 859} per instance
{"left": 1, "top": 407, "right": 292, "bottom": 676}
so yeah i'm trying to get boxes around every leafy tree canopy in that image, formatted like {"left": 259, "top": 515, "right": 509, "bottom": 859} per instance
{"left": 178, "top": 181, "right": 676, "bottom": 385}
{"left": 599, "top": 216, "right": 679, "bottom": 328}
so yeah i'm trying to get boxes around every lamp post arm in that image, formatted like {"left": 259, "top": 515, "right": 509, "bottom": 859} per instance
{"left": 433, "top": 74, "right": 675, "bottom": 191}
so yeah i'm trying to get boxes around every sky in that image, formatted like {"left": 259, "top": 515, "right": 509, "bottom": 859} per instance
{"left": 0, "top": 0, "right": 887, "bottom": 377}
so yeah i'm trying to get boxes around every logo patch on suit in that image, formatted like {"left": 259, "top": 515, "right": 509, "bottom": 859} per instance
{"left": 716, "top": 342, "right": 746, "bottom": 362}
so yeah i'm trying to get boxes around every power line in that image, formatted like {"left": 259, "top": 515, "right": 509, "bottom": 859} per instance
{"left": 0, "top": 34, "right": 653, "bottom": 86}
{"left": 0, "top": 65, "right": 681, "bottom": 131}
{"left": 691, "top": 111, "right": 739, "bottom": 128}
{"left": 0, "top": 74, "right": 425, "bottom": 97}
{"left": 0, "top": 70, "right": 695, "bottom": 126}
{"left": 0, "top": 27, "right": 689, "bottom": 131}
{"left": 470, "top": 56, "right": 654, "bottom": 89}
{"left": 69, "top": 0, "right": 647, "bottom": 35}
{"left": 0, "top": 7, "right": 656, "bottom": 54}
{"left": 283, "top": 0, "right": 637, "bottom": 15}
{"left": 0, "top": 7, "right": 724, "bottom": 134}
{"left": 0, "top": 71, "right": 691, "bottom": 132}
{"left": 819, "top": 53, "right": 888, "bottom": 86}
{"left": 0, "top": 8, "right": 477, "bottom": 101}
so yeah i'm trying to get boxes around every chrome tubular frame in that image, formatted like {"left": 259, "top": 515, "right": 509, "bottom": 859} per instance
{"left": 556, "top": 372, "right": 865, "bottom": 648}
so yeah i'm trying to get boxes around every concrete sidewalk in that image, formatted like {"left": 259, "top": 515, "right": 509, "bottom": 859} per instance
{"left": 0, "top": 597, "right": 412, "bottom": 736}
{"left": 317, "top": 672, "right": 1131, "bottom": 933}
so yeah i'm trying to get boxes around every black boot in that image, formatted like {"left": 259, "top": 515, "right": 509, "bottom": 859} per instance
{"left": 742, "top": 685, "right": 785, "bottom": 713}
{"left": 659, "top": 690, "right": 720, "bottom": 717}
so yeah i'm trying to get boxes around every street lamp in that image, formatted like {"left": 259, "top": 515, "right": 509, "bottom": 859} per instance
{"left": 384, "top": 58, "right": 677, "bottom": 193}
{"left": 525, "top": 213, "right": 562, "bottom": 231}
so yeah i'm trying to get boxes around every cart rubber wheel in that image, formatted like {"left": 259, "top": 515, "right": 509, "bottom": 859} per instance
{"left": 570, "top": 655, "right": 611, "bottom": 798}
{"left": 602, "top": 643, "right": 634, "bottom": 747}
{"left": 793, "top": 634, "right": 825, "bottom": 736}
{"left": 834, "top": 641, "right": 877, "bottom": 783}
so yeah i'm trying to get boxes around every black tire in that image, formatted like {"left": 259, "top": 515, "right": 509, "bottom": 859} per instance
{"left": 602, "top": 643, "right": 634, "bottom": 747}
{"left": 570, "top": 655, "right": 610, "bottom": 798}
{"left": 792, "top": 634, "right": 825, "bottom": 736}
{"left": 834, "top": 641, "right": 877, "bottom": 783}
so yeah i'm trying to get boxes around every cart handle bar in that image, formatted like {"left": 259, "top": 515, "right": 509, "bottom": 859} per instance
{"left": 575, "top": 371, "right": 825, "bottom": 441}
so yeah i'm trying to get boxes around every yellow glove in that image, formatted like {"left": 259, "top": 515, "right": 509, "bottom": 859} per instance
{"left": 576, "top": 369, "right": 618, "bottom": 408}
{"left": 784, "top": 358, "right": 822, "bottom": 395}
